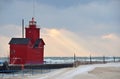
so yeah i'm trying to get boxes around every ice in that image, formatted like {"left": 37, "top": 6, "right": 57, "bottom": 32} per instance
{"left": 61, "top": 63, "right": 120, "bottom": 79}
{"left": 31, "top": 63, "right": 120, "bottom": 79}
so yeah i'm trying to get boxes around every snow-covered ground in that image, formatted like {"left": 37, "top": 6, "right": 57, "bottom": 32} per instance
{"left": 26, "top": 62, "right": 120, "bottom": 79}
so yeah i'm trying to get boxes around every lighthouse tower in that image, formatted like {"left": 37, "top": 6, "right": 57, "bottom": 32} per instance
{"left": 9, "top": 18, "right": 45, "bottom": 64}
{"left": 26, "top": 18, "right": 40, "bottom": 44}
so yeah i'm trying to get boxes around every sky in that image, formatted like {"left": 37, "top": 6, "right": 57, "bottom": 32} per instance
{"left": 0, "top": 0, "right": 120, "bottom": 57}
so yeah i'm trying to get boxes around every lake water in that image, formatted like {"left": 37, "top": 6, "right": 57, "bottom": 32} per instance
{"left": 0, "top": 56, "right": 120, "bottom": 64}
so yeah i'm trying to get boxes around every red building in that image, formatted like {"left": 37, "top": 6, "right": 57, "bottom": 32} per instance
{"left": 9, "top": 18, "right": 45, "bottom": 64}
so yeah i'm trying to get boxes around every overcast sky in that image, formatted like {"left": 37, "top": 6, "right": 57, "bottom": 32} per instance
{"left": 0, "top": 0, "right": 120, "bottom": 57}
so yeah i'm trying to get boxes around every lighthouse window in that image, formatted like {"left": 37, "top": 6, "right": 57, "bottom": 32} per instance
{"left": 29, "top": 22, "right": 32, "bottom": 25}
{"left": 29, "top": 21, "right": 36, "bottom": 25}
{"left": 29, "top": 31, "right": 31, "bottom": 33}
{"left": 39, "top": 46, "right": 43, "bottom": 48}
{"left": 10, "top": 50, "right": 15, "bottom": 54}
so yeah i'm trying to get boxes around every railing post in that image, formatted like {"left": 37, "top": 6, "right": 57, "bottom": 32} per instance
{"left": 90, "top": 55, "right": 92, "bottom": 64}
{"left": 113, "top": 56, "right": 115, "bottom": 62}
{"left": 103, "top": 56, "right": 105, "bottom": 63}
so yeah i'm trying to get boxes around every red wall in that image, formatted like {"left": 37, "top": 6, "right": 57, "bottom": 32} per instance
{"left": 26, "top": 27, "right": 40, "bottom": 44}
{"left": 27, "top": 46, "right": 44, "bottom": 64}
{"left": 10, "top": 44, "right": 27, "bottom": 64}
{"left": 10, "top": 44, "right": 44, "bottom": 64}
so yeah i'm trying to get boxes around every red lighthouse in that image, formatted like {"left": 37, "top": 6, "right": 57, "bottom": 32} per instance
{"left": 9, "top": 18, "right": 45, "bottom": 64}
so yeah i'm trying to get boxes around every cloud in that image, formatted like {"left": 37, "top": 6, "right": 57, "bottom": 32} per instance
{"left": 0, "top": 24, "right": 22, "bottom": 37}
{"left": 35, "top": 0, "right": 120, "bottom": 36}
{"left": 0, "top": 35, "right": 10, "bottom": 57}
{"left": 0, "top": 0, "right": 119, "bottom": 36}
{"left": 41, "top": 28, "right": 89, "bottom": 56}
{"left": 102, "top": 34, "right": 119, "bottom": 40}
{"left": 41, "top": 28, "right": 120, "bottom": 57}
{"left": 87, "top": 33, "right": 120, "bottom": 56}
